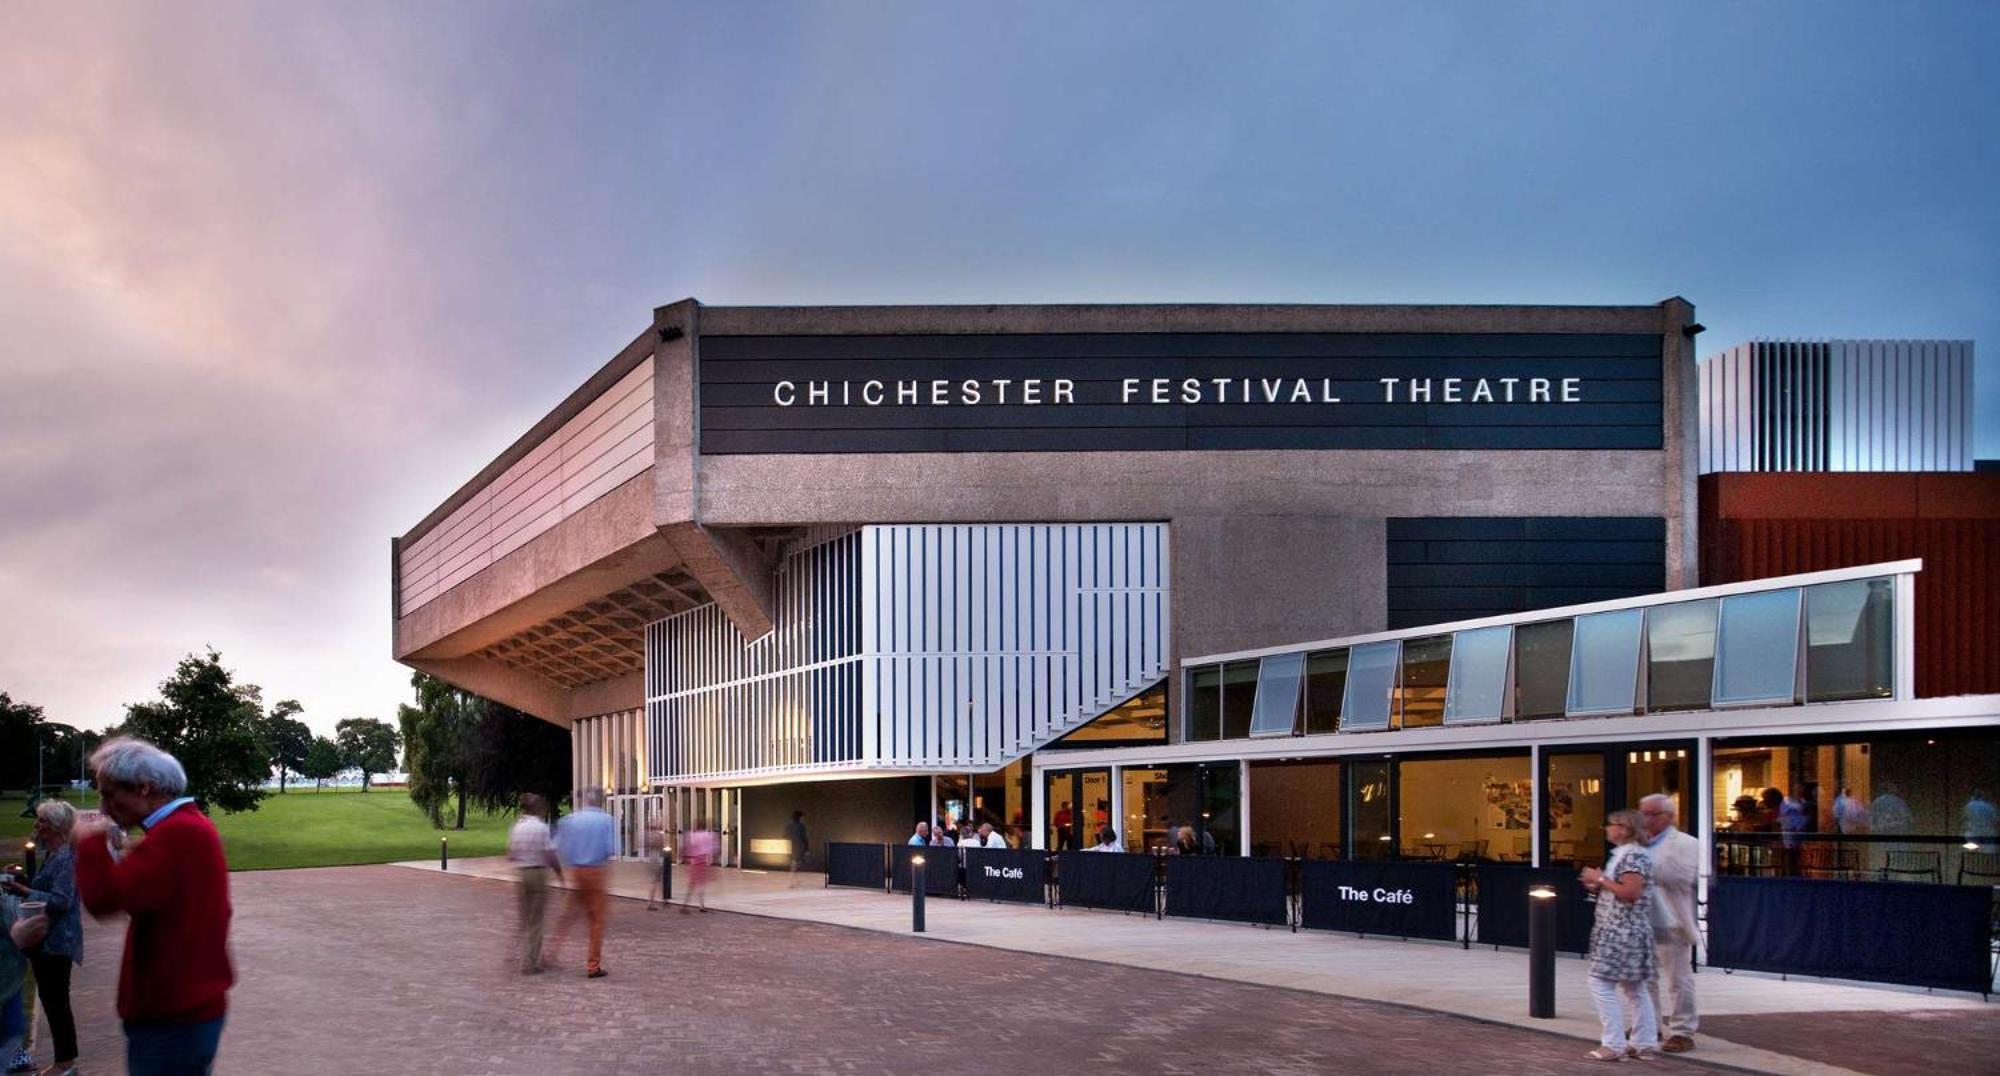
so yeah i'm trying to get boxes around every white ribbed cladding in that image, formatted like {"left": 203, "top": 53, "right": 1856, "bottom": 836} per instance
{"left": 1699, "top": 340, "right": 1972, "bottom": 473}
{"left": 645, "top": 523, "right": 1170, "bottom": 784}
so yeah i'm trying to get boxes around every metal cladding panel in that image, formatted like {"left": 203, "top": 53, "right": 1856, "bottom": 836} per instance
{"left": 699, "top": 333, "right": 1665, "bottom": 453}
{"left": 1700, "top": 473, "right": 2000, "bottom": 697}
{"left": 1700, "top": 340, "right": 1971, "bottom": 473}
{"left": 1387, "top": 517, "right": 1667, "bottom": 629}
{"left": 646, "top": 523, "right": 1170, "bottom": 783}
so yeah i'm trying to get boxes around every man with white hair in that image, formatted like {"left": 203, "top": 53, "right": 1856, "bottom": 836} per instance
{"left": 73, "top": 736, "right": 234, "bottom": 1075}
{"left": 1637, "top": 793, "right": 1700, "bottom": 1054}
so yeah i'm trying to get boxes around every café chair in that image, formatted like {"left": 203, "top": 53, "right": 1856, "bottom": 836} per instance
{"left": 1958, "top": 851, "right": 1999, "bottom": 886}
{"left": 1800, "top": 844, "right": 1861, "bottom": 880}
{"left": 1880, "top": 849, "right": 1942, "bottom": 884}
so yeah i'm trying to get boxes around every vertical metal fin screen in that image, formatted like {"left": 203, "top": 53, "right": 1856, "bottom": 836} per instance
{"left": 647, "top": 524, "right": 1170, "bottom": 782}
{"left": 1700, "top": 340, "right": 1971, "bottom": 473}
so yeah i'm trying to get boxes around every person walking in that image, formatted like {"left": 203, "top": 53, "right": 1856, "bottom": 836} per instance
{"left": 506, "top": 794, "right": 561, "bottom": 974}
{"left": 1579, "top": 809, "right": 1660, "bottom": 1062}
{"left": 1638, "top": 794, "right": 1701, "bottom": 1053}
{"left": 785, "top": 811, "right": 809, "bottom": 887}
{"left": 73, "top": 737, "right": 235, "bottom": 1076}
{"left": 681, "top": 826, "right": 716, "bottom": 913}
{"left": 1, "top": 799, "right": 84, "bottom": 1075}
{"left": 548, "top": 790, "right": 616, "bottom": 979}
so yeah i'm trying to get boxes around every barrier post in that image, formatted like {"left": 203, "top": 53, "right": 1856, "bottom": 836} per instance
{"left": 440, "top": 836, "right": 448, "bottom": 871}
{"left": 1528, "top": 885, "right": 1557, "bottom": 1018}
{"left": 912, "top": 853, "right": 927, "bottom": 933}
{"left": 662, "top": 846, "right": 673, "bottom": 901}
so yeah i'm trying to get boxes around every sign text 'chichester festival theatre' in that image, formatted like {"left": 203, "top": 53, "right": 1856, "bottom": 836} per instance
{"left": 773, "top": 375, "right": 1585, "bottom": 407}
{"left": 696, "top": 331, "right": 1665, "bottom": 453}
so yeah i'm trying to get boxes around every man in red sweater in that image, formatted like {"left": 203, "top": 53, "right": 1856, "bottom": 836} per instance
{"left": 74, "top": 737, "right": 234, "bottom": 1076}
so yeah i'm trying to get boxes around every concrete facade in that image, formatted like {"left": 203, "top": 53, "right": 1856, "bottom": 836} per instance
{"left": 394, "top": 298, "right": 1699, "bottom": 735}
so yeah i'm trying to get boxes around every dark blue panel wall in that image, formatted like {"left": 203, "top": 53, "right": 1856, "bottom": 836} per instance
{"left": 1387, "top": 517, "right": 1666, "bottom": 629}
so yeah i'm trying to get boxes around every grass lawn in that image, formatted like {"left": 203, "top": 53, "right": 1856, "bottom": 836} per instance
{"left": 2, "top": 787, "right": 516, "bottom": 872}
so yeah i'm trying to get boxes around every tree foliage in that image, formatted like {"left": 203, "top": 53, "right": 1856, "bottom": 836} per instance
{"left": 121, "top": 649, "right": 271, "bottom": 813}
{"left": 261, "top": 699, "right": 312, "bottom": 793}
{"left": 1, "top": 692, "right": 48, "bottom": 790}
{"left": 300, "top": 736, "right": 345, "bottom": 787}
{"left": 463, "top": 700, "right": 572, "bottom": 818}
{"left": 398, "top": 672, "right": 482, "bottom": 829}
{"left": 334, "top": 717, "right": 400, "bottom": 791}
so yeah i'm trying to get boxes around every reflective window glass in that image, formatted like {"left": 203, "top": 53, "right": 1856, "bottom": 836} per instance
{"left": 1187, "top": 666, "right": 1221, "bottom": 741}
{"left": 1303, "top": 649, "right": 1347, "bottom": 734}
{"left": 1805, "top": 579, "right": 1895, "bottom": 702}
{"left": 1221, "top": 660, "right": 1259, "bottom": 739}
{"left": 1341, "top": 641, "right": 1399, "bottom": 730}
{"left": 1713, "top": 588, "right": 1802, "bottom": 707}
{"left": 1249, "top": 652, "right": 1306, "bottom": 737}
{"left": 1646, "top": 599, "right": 1718, "bottom": 712}
{"left": 1567, "top": 609, "right": 1644, "bottom": 716}
{"left": 1513, "top": 620, "right": 1574, "bottom": 719}
{"left": 1445, "top": 625, "right": 1511, "bottom": 724}
{"left": 1398, "top": 635, "right": 1452, "bottom": 728}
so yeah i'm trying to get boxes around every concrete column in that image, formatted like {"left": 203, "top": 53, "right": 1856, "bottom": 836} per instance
{"left": 1030, "top": 769, "right": 1046, "bottom": 851}
{"left": 1696, "top": 735, "right": 1714, "bottom": 910}
{"left": 1109, "top": 765, "right": 1123, "bottom": 849}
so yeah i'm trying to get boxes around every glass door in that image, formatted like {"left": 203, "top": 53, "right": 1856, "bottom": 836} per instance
{"left": 1043, "top": 769, "right": 1110, "bottom": 851}
{"left": 1542, "top": 741, "right": 1696, "bottom": 868}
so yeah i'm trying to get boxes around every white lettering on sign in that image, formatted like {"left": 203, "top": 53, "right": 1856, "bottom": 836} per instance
{"left": 772, "top": 376, "right": 1585, "bottom": 407}
{"left": 1335, "top": 885, "right": 1417, "bottom": 903}
{"left": 982, "top": 865, "right": 1025, "bottom": 880}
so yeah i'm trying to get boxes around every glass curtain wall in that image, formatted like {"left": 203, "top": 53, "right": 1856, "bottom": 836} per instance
{"left": 1397, "top": 753, "right": 1532, "bottom": 862}
{"left": 1248, "top": 760, "right": 1342, "bottom": 858}
{"left": 1348, "top": 758, "right": 1394, "bottom": 859}
{"left": 1712, "top": 728, "right": 1999, "bottom": 882}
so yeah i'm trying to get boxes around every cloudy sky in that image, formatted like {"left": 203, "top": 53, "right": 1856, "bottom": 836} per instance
{"left": 3, "top": 3, "right": 1995, "bottom": 735}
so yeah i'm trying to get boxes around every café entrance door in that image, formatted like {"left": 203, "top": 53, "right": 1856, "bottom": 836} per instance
{"left": 1541, "top": 740, "right": 1696, "bottom": 867}
{"left": 1043, "top": 769, "right": 1110, "bottom": 851}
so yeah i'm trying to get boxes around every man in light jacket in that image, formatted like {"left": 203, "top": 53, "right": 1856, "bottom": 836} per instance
{"left": 1638, "top": 794, "right": 1701, "bottom": 1054}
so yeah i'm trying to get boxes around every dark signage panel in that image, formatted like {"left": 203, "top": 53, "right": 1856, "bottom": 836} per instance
{"left": 1708, "top": 877, "right": 1994, "bottom": 993}
{"left": 963, "top": 848, "right": 1049, "bottom": 904}
{"left": 890, "top": 844, "right": 959, "bottom": 895}
{"left": 1164, "top": 855, "right": 1290, "bottom": 925}
{"left": 699, "top": 332, "right": 1665, "bottom": 454}
{"left": 1474, "top": 865, "right": 1594, "bottom": 953}
{"left": 1299, "top": 860, "right": 1458, "bottom": 940}
{"left": 824, "top": 842, "right": 887, "bottom": 890}
{"left": 1056, "top": 851, "right": 1159, "bottom": 913}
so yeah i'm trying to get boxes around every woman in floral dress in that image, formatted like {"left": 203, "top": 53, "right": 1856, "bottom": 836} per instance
{"left": 1579, "top": 808, "right": 1661, "bottom": 1061}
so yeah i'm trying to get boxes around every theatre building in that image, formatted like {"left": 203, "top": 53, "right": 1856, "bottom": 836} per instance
{"left": 392, "top": 303, "right": 1996, "bottom": 888}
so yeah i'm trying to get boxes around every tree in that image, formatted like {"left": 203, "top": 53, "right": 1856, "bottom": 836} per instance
{"left": 121, "top": 650, "right": 271, "bottom": 813}
{"left": 1, "top": 692, "right": 48, "bottom": 791}
{"left": 261, "top": 700, "right": 312, "bottom": 793}
{"left": 398, "top": 672, "right": 482, "bottom": 829}
{"left": 334, "top": 717, "right": 400, "bottom": 792}
{"left": 300, "top": 736, "right": 345, "bottom": 788}
{"left": 40, "top": 723, "right": 104, "bottom": 786}
{"left": 463, "top": 700, "right": 572, "bottom": 819}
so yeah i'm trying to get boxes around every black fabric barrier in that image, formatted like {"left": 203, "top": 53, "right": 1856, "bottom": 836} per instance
{"left": 1057, "top": 851, "right": 1158, "bottom": 914}
{"left": 890, "top": 844, "right": 960, "bottom": 895}
{"left": 1299, "top": 860, "right": 1457, "bottom": 940}
{"left": 1475, "top": 865, "right": 1593, "bottom": 954}
{"left": 1165, "top": 855, "right": 1290, "bottom": 926}
{"left": 825, "top": 842, "right": 887, "bottom": 890}
{"left": 963, "top": 848, "right": 1049, "bottom": 904}
{"left": 1708, "top": 877, "right": 1994, "bottom": 993}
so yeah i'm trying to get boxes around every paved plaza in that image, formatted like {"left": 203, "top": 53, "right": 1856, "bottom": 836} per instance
{"left": 24, "top": 864, "right": 1727, "bottom": 1075}
{"left": 19, "top": 861, "right": 1993, "bottom": 1074}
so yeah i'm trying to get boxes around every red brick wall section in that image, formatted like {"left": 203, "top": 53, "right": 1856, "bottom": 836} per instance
{"left": 1699, "top": 473, "right": 2000, "bottom": 698}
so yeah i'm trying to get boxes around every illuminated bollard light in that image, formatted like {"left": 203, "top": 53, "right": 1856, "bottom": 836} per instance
{"left": 441, "top": 835, "right": 449, "bottom": 871}
{"left": 911, "top": 853, "right": 927, "bottom": 933}
{"left": 1529, "top": 884, "right": 1557, "bottom": 1018}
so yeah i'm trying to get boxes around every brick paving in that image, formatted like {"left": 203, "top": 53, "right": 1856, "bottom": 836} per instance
{"left": 1699, "top": 1009, "right": 2000, "bottom": 1076}
{"left": 38, "top": 865, "right": 1730, "bottom": 1074}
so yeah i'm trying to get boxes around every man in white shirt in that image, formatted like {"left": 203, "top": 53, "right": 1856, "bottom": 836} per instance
{"left": 1086, "top": 827, "right": 1121, "bottom": 852}
{"left": 508, "top": 794, "right": 561, "bottom": 974}
{"left": 1638, "top": 794, "right": 1702, "bottom": 1053}
{"left": 968, "top": 823, "right": 1009, "bottom": 850}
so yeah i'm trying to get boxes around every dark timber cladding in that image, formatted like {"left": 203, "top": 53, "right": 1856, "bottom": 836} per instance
{"left": 1387, "top": 517, "right": 1667, "bottom": 629}
{"left": 697, "top": 332, "right": 1666, "bottom": 453}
